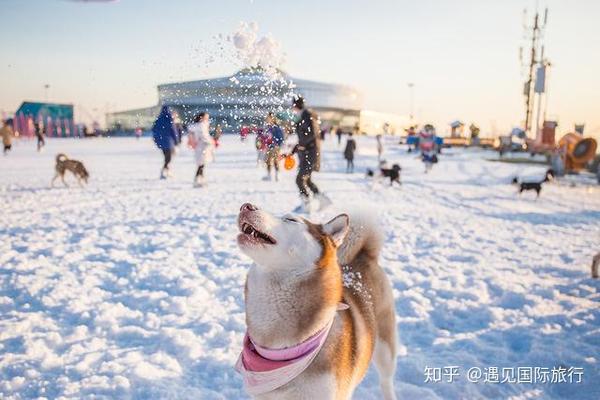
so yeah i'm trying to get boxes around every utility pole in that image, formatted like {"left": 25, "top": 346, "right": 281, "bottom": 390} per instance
{"left": 44, "top": 84, "right": 50, "bottom": 102}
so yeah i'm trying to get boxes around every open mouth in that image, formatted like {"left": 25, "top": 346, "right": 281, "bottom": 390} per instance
{"left": 239, "top": 222, "right": 276, "bottom": 245}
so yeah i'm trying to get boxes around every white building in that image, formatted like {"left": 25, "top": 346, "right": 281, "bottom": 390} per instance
{"left": 107, "top": 68, "right": 405, "bottom": 135}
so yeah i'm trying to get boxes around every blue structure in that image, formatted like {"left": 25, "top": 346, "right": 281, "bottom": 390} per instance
{"left": 16, "top": 102, "right": 74, "bottom": 120}
{"left": 14, "top": 102, "right": 76, "bottom": 137}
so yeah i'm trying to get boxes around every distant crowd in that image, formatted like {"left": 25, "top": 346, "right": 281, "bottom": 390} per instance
{"left": 148, "top": 96, "right": 446, "bottom": 212}
{"left": 2, "top": 98, "right": 448, "bottom": 212}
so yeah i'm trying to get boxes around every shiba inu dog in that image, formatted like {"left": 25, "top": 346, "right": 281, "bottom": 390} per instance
{"left": 235, "top": 203, "right": 397, "bottom": 399}
{"left": 52, "top": 153, "right": 89, "bottom": 187}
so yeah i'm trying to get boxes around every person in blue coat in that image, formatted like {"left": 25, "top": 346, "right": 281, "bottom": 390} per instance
{"left": 152, "top": 106, "right": 179, "bottom": 179}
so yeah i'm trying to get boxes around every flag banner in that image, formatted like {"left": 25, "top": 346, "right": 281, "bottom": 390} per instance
{"left": 535, "top": 66, "right": 546, "bottom": 93}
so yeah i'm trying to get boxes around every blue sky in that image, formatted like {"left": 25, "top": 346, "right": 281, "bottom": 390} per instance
{"left": 1, "top": 0, "right": 599, "bottom": 137}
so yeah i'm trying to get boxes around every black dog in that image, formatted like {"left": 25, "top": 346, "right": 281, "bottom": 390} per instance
{"left": 512, "top": 169, "right": 555, "bottom": 197}
{"left": 366, "top": 163, "right": 402, "bottom": 186}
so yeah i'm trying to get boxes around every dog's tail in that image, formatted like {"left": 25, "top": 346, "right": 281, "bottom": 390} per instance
{"left": 56, "top": 153, "right": 68, "bottom": 163}
{"left": 337, "top": 211, "right": 384, "bottom": 266}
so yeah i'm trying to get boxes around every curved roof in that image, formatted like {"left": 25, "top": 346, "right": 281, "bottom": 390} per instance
{"left": 16, "top": 102, "right": 74, "bottom": 119}
{"left": 157, "top": 68, "right": 363, "bottom": 111}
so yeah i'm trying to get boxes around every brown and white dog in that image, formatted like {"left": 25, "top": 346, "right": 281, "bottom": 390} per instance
{"left": 236, "top": 203, "right": 397, "bottom": 399}
{"left": 52, "top": 153, "right": 89, "bottom": 187}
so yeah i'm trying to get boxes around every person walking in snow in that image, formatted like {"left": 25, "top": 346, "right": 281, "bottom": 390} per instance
{"left": 262, "top": 112, "right": 284, "bottom": 181}
{"left": 344, "top": 131, "right": 357, "bottom": 173}
{"left": 173, "top": 111, "right": 184, "bottom": 148}
{"left": 335, "top": 126, "right": 343, "bottom": 146}
{"left": 213, "top": 124, "right": 223, "bottom": 148}
{"left": 405, "top": 126, "right": 417, "bottom": 152}
{"left": 1, "top": 119, "right": 15, "bottom": 155}
{"left": 34, "top": 122, "right": 46, "bottom": 152}
{"left": 419, "top": 124, "right": 438, "bottom": 173}
{"left": 376, "top": 134, "right": 384, "bottom": 162}
{"left": 152, "top": 106, "right": 180, "bottom": 179}
{"left": 255, "top": 127, "right": 268, "bottom": 166}
{"left": 286, "top": 96, "right": 332, "bottom": 213}
{"left": 187, "top": 112, "right": 214, "bottom": 187}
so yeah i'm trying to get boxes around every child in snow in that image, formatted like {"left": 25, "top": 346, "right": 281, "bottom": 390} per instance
{"left": 188, "top": 112, "right": 214, "bottom": 187}
{"left": 263, "top": 112, "right": 284, "bottom": 181}
{"left": 255, "top": 128, "right": 270, "bottom": 166}
{"left": 1, "top": 119, "right": 14, "bottom": 155}
{"left": 344, "top": 131, "right": 357, "bottom": 173}
{"left": 405, "top": 126, "right": 417, "bottom": 152}
{"left": 376, "top": 134, "right": 384, "bottom": 161}
{"left": 419, "top": 124, "right": 438, "bottom": 173}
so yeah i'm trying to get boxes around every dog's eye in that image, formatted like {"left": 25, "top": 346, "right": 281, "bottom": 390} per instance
{"left": 284, "top": 217, "right": 299, "bottom": 223}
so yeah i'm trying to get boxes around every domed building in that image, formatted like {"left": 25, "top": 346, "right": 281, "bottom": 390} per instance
{"left": 107, "top": 68, "right": 406, "bottom": 135}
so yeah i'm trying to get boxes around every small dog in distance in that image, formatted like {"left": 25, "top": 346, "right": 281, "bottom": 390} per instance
{"left": 512, "top": 169, "right": 554, "bottom": 197}
{"left": 367, "top": 162, "right": 402, "bottom": 186}
{"left": 52, "top": 153, "right": 89, "bottom": 187}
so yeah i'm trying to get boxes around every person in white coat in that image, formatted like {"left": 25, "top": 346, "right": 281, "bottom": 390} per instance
{"left": 187, "top": 112, "right": 214, "bottom": 187}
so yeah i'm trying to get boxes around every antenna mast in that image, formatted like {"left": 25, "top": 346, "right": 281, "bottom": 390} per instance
{"left": 524, "top": 12, "right": 539, "bottom": 134}
{"left": 522, "top": 6, "right": 549, "bottom": 137}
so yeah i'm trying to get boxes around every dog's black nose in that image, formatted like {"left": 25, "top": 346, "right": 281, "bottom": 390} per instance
{"left": 240, "top": 203, "right": 257, "bottom": 212}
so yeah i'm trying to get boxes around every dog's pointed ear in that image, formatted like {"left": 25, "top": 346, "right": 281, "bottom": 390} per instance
{"left": 323, "top": 214, "right": 349, "bottom": 247}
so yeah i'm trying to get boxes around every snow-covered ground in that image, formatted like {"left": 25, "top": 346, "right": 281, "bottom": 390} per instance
{"left": 1, "top": 135, "right": 599, "bottom": 399}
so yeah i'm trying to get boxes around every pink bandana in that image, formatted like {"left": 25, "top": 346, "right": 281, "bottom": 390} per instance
{"left": 236, "top": 305, "right": 347, "bottom": 395}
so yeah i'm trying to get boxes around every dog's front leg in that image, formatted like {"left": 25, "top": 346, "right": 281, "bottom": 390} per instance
{"left": 61, "top": 174, "right": 69, "bottom": 187}
{"left": 51, "top": 173, "right": 58, "bottom": 188}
